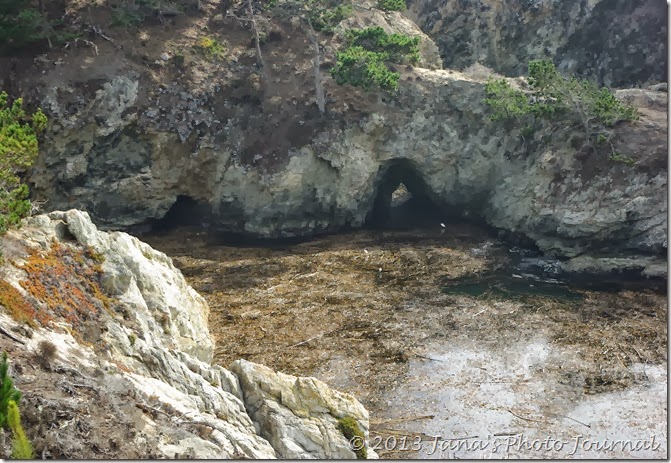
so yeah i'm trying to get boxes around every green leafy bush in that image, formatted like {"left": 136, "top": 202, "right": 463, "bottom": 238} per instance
{"left": 194, "top": 36, "right": 225, "bottom": 61}
{"left": 0, "top": 0, "right": 79, "bottom": 53}
{"left": 377, "top": 0, "right": 406, "bottom": 11}
{"left": 268, "top": 0, "right": 352, "bottom": 33}
{"left": 345, "top": 27, "right": 419, "bottom": 63}
{"left": 609, "top": 152, "right": 635, "bottom": 165}
{"left": 331, "top": 27, "right": 420, "bottom": 91}
{"left": 0, "top": 92, "right": 47, "bottom": 234}
{"left": 485, "top": 59, "right": 638, "bottom": 152}
{"left": 331, "top": 46, "right": 400, "bottom": 90}
{"left": 0, "top": 352, "right": 22, "bottom": 429}
{"left": 8, "top": 400, "right": 33, "bottom": 459}
{"left": 484, "top": 78, "right": 534, "bottom": 121}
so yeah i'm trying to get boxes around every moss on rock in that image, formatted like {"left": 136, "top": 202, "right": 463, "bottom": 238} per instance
{"left": 337, "top": 416, "right": 367, "bottom": 459}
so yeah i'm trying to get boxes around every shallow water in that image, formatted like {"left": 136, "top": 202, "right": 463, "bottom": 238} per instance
{"left": 143, "top": 225, "right": 667, "bottom": 459}
{"left": 375, "top": 340, "right": 666, "bottom": 459}
{"left": 443, "top": 276, "right": 585, "bottom": 301}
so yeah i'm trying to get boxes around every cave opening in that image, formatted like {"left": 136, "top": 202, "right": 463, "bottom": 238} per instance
{"left": 365, "top": 159, "right": 448, "bottom": 230}
{"left": 151, "top": 195, "right": 213, "bottom": 233}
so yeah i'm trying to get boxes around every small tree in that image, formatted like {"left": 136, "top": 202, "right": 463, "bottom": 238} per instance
{"left": 331, "top": 27, "right": 420, "bottom": 92}
{"left": 0, "top": 0, "right": 49, "bottom": 53}
{"left": 7, "top": 400, "right": 33, "bottom": 459}
{"left": 0, "top": 92, "right": 47, "bottom": 234}
{"left": 377, "top": 0, "right": 406, "bottom": 11}
{"left": 267, "top": 0, "right": 353, "bottom": 113}
{"left": 247, "top": 0, "right": 266, "bottom": 74}
{"left": 331, "top": 46, "right": 400, "bottom": 90}
{"left": 0, "top": 352, "right": 21, "bottom": 428}
{"left": 0, "top": 0, "right": 80, "bottom": 53}
{"left": 484, "top": 59, "right": 638, "bottom": 151}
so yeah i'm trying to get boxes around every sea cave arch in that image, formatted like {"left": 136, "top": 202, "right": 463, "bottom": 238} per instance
{"left": 364, "top": 159, "right": 448, "bottom": 230}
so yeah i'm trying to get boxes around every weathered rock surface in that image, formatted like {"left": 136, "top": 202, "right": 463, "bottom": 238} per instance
{"left": 561, "top": 256, "right": 667, "bottom": 279}
{"left": 407, "top": 0, "right": 668, "bottom": 87}
{"left": 22, "top": 1, "right": 668, "bottom": 273}
{"left": 231, "top": 360, "right": 374, "bottom": 459}
{"left": 0, "top": 210, "right": 375, "bottom": 459}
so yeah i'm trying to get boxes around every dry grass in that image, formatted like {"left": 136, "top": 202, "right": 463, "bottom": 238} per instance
{"left": 145, "top": 225, "right": 665, "bottom": 410}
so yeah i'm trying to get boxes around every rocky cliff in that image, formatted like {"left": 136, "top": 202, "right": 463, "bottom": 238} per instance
{"left": 4, "top": 0, "right": 665, "bottom": 271}
{"left": 407, "top": 0, "right": 668, "bottom": 87}
{"left": 0, "top": 210, "right": 376, "bottom": 459}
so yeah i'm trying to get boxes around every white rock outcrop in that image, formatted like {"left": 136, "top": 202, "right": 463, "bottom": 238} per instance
{"left": 0, "top": 210, "right": 375, "bottom": 459}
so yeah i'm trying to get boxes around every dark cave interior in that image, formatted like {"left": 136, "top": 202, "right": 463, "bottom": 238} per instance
{"left": 151, "top": 195, "right": 213, "bottom": 232}
{"left": 365, "top": 159, "right": 449, "bottom": 230}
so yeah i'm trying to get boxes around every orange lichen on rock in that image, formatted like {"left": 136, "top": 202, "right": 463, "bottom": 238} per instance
{"left": 0, "top": 280, "right": 40, "bottom": 327}
{"left": 16, "top": 241, "right": 113, "bottom": 338}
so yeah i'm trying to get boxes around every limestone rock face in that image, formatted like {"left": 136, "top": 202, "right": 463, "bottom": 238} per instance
{"left": 407, "top": 0, "right": 668, "bottom": 87}
{"left": 0, "top": 210, "right": 375, "bottom": 459}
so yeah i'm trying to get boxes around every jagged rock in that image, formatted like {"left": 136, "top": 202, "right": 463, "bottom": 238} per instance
{"left": 0, "top": 211, "right": 376, "bottom": 459}
{"left": 41, "top": 209, "right": 214, "bottom": 362}
{"left": 649, "top": 82, "right": 668, "bottom": 93}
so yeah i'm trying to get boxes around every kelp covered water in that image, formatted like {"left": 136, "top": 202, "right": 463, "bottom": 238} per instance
{"left": 144, "top": 224, "right": 667, "bottom": 459}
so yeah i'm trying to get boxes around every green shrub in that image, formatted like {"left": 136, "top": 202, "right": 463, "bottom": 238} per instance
{"left": 484, "top": 59, "right": 638, "bottom": 151}
{"left": 268, "top": 0, "right": 352, "bottom": 33}
{"left": 377, "top": 0, "right": 406, "bottom": 11}
{"left": 7, "top": 400, "right": 33, "bottom": 459}
{"left": 331, "top": 27, "right": 419, "bottom": 92}
{"left": 0, "top": 0, "right": 80, "bottom": 53}
{"left": 308, "top": 0, "right": 352, "bottom": 33}
{"left": 331, "top": 46, "right": 400, "bottom": 90}
{"left": 345, "top": 27, "right": 419, "bottom": 63}
{"left": 194, "top": 36, "right": 225, "bottom": 61}
{"left": 609, "top": 152, "right": 635, "bottom": 165}
{"left": 0, "top": 352, "right": 22, "bottom": 429}
{"left": 0, "top": 92, "right": 46, "bottom": 235}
